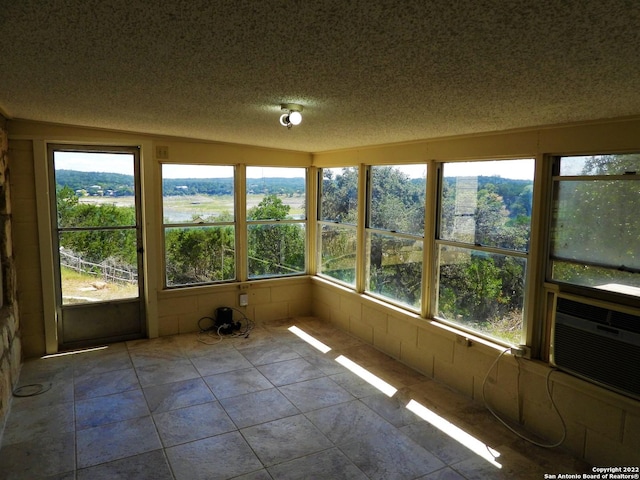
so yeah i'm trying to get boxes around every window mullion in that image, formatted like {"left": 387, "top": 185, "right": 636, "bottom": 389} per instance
{"left": 423, "top": 161, "right": 438, "bottom": 318}
{"left": 236, "top": 164, "right": 247, "bottom": 282}
{"left": 355, "top": 164, "right": 368, "bottom": 293}
{"left": 435, "top": 238, "right": 529, "bottom": 259}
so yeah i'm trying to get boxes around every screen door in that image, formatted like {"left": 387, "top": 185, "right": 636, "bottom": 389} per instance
{"left": 49, "top": 145, "right": 145, "bottom": 349}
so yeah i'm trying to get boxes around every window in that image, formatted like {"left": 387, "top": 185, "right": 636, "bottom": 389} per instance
{"left": 318, "top": 167, "right": 359, "bottom": 286}
{"left": 549, "top": 154, "right": 640, "bottom": 297}
{"left": 246, "top": 167, "right": 306, "bottom": 278}
{"left": 435, "top": 159, "right": 534, "bottom": 344}
{"left": 162, "top": 164, "right": 235, "bottom": 286}
{"left": 365, "top": 165, "right": 426, "bottom": 309}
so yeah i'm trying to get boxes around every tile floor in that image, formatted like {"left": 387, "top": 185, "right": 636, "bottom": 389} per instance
{"left": 0, "top": 316, "right": 590, "bottom": 479}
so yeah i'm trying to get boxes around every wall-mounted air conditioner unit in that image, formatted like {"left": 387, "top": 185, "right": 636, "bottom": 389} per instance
{"left": 551, "top": 294, "right": 640, "bottom": 400}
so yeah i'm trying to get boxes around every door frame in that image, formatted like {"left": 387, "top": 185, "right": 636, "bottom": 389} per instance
{"left": 46, "top": 143, "right": 147, "bottom": 350}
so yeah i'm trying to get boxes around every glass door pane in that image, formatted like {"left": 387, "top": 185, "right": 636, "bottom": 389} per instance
{"left": 54, "top": 150, "right": 140, "bottom": 304}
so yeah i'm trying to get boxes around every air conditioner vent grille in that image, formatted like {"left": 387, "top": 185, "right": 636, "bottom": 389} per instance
{"left": 554, "top": 322, "right": 640, "bottom": 396}
{"left": 557, "top": 297, "right": 640, "bottom": 334}
{"left": 553, "top": 296, "right": 640, "bottom": 399}
{"left": 610, "top": 310, "right": 640, "bottom": 334}
{"left": 557, "top": 297, "right": 607, "bottom": 322}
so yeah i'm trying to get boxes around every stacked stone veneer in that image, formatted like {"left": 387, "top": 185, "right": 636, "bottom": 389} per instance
{"left": 0, "top": 116, "right": 22, "bottom": 439}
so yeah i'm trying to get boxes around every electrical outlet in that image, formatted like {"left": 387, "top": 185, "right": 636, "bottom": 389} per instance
{"left": 510, "top": 345, "right": 530, "bottom": 358}
{"left": 239, "top": 293, "right": 249, "bottom": 306}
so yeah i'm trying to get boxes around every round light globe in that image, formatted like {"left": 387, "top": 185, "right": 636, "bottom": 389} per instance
{"left": 288, "top": 111, "right": 302, "bottom": 125}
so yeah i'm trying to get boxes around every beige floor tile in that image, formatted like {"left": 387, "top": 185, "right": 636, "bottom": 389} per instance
{"left": 76, "top": 449, "right": 173, "bottom": 480}
{"left": 219, "top": 387, "right": 300, "bottom": 428}
{"left": 74, "top": 367, "right": 139, "bottom": 400}
{"left": 0, "top": 432, "right": 75, "bottom": 479}
{"left": 166, "top": 431, "right": 262, "bottom": 480}
{"left": 339, "top": 427, "right": 446, "bottom": 480}
{"left": 257, "top": 357, "right": 325, "bottom": 386}
{"left": 143, "top": 377, "right": 215, "bottom": 413}
{"left": 76, "top": 416, "right": 161, "bottom": 468}
{"left": 0, "top": 317, "right": 593, "bottom": 479}
{"left": 203, "top": 367, "right": 273, "bottom": 399}
{"left": 241, "top": 414, "right": 333, "bottom": 467}
{"left": 153, "top": 401, "right": 235, "bottom": 446}
{"left": 75, "top": 388, "right": 149, "bottom": 429}
{"left": 268, "top": 447, "right": 368, "bottom": 479}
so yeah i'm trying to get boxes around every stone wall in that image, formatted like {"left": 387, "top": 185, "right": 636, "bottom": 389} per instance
{"left": 0, "top": 115, "right": 22, "bottom": 440}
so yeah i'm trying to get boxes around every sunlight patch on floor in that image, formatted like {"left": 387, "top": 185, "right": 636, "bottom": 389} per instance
{"left": 406, "top": 399, "right": 502, "bottom": 468}
{"left": 42, "top": 345, "right": 109, "bottom": 359}
{"left": 288, "top": 325, "right": 332, "bottom": 353}
{"left": 335, "top": 355, "right": 398, "bottom": 397}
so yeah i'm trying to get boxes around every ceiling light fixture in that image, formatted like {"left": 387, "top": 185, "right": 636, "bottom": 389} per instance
{"left": 279, "top": 103, "right": 303, "bottom": 129}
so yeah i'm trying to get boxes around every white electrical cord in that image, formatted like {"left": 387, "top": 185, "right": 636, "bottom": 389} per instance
{"left": 482, "top": 348, "right": 567, "bottom": 448}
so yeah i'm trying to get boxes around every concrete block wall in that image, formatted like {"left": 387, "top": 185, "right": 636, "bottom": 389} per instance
{"left": 311, "top": 277, "right": 640, "bottom": 466}
{"left": 9, "top": 140, "right": 44, "bottom": 357}
{"left": 0, "top": 117, "right": 22, "bottom": 440}
{"left": 157, "top": 276, "right": 313, "bottom": 336}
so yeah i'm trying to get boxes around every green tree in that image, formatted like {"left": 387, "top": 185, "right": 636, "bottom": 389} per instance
{"left": 165, "top": 225, "right": 235, "bottom": 285}
{"left": 56, "top": 185, "right": 79, "bottom": 227}
{"left": 367, "top": 166, "right": 425, "bottom": 307}
{"left": 438, "top": 171, "right": 532, "bottom": 343}
{"left": 321, "top": 168, "right": 359, "bottom": 223}
{"left": 59, "top": 202, "right": 137, "bottom": 265}
{"left": 247, "top": 194, "right": 304, "bottom": 277}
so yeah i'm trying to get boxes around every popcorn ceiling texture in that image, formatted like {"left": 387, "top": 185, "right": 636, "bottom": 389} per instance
{"left": 0, "top": 0, "right": 639, "bottom": 152}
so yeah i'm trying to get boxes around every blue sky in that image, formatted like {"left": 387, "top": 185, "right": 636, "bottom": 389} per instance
{"left": 54, "top": 151, "right": 539, "bottom": 180}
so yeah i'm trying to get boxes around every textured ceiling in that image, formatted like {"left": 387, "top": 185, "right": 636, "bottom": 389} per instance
{"left": 1, "top": 1, "right": 639, "bottom": 152}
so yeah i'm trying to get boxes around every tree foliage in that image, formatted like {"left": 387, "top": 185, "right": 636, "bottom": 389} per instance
{"left": 247, "top": 194, "right": 305, "bottom": 277}
{"left": 55, "top": 164, "right": 544, "bottom": 343}
{"left": 437, "top": 173, "right": 531, "bottom": 343}
{"left": 321, "top": 168, "right": 359, "bottom": 223}
{"left": 57, "top": 185, "right": 137, "bottom": 266}
{"left": 551, "top": 154, "right": 640, "bottom": 289}
{"left": 165, "top": 225, "right": 235, "bottom": 285}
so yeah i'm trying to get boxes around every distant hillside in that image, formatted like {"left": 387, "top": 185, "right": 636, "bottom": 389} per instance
{"left": 163, "top": 176, "right": 306, "bottom": 196}
{"left": 55, "top": 170, "right": 305, "bottom": 196}
{"left": 443, "top": 175, "right": 533, "bottom": 218}
{"left": 55, "top": 170, "right": 135, "bottom": 196}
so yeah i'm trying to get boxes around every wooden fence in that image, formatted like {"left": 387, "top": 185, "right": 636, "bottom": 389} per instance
{"left": 59, "top": 249, "right": 137, "bottom": 284}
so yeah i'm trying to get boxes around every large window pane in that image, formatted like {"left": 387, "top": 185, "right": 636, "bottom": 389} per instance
{"left": 552, "top": 180, "right": 639, "bottom": 269}
{"left": 162, "top": 164, "right": 234, "bottom": 223}
{"left": 59, "top": 230, "right": 138, "bottom": 304}
{"left": 437, "top": 245, "right": 526, "bottom": 344}
{"left": 440, "top": 160, "right": 534, "bottom": 251}
{"left": 550, "top": 154, "right": 640, "bottom": 297}
{"left": 246, "top": 167, "right": 305, "bottom": 220}
{"left": 370, "top": 165, "right": 425, "bottom": 235}
{"left": 54, "top": 150, "right": 140, "bottom": 304}
{"left": 367, "top": 232, "right": 422, "bottom": 309}
{"left": 558, "top": 154, "right": 640, "bottom": 176}
{"left": 320, "top": 167, "right": 358, "bottom": 224}
{"left": 246, "top": 167, "right": 307, "bottom": 279}
{"left": 164, "top": 226, "right": 235, "bottom": 286}
{"left": 162, "top": 164, "right": 235, "bottom": 287}
{"left": 248, "top": 224, "right": 305, "bottom": 278}
{"left": 319, "top": 224, "right": 357, "bottom": 286}
{"left": 551, "top": 261, "right": 640, "bottom": 296}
